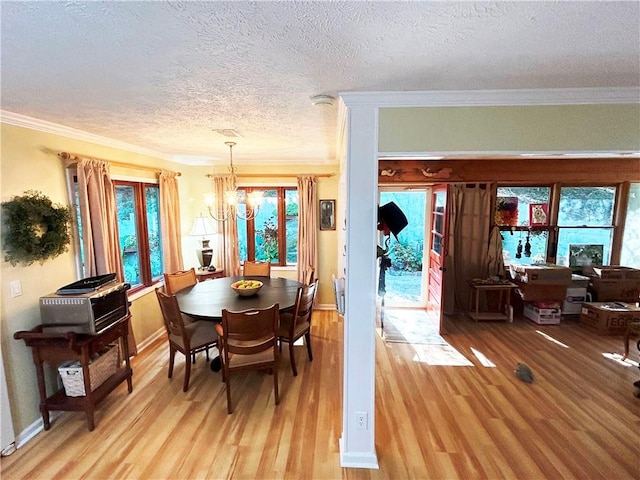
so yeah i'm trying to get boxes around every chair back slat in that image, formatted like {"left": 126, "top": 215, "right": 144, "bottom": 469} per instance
{"left": 293, "top": 281, "right": 317, "bottom": 329}
{"left": 164, "top": 268, "right": 197, "bottom": 295}
{"left": 242, "top": 261, "right": 271, "bottom": 277}
{"left": 221, "top": 304, "right": 279, "bottom": 355}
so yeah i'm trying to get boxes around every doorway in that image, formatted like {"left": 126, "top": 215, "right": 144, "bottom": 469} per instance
{"left": 378, "top": 189, "right": 429, "bottom": 308}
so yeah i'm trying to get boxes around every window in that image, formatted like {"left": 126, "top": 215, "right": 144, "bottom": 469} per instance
{"left": 495, "top": 185, "right": 619, "bottom": 269}
{"left": 621, "top": 183, "right": 640, "bottom": 268}
{"left": 237, "top": 187, "right": 298, "bottom": 266}
{"left": 71, "top": 177, "right": 164, "bottom": 291}
{"left": 114, "top": 181, "right": 164, "bottom": 289}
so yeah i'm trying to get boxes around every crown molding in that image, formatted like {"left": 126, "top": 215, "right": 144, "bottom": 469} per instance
{"left": 0, "top": 110, "right": 176, "bottom": 161}
{"left": 0, "top": 110, "right": 336, "bottom": 166}
{"left": 339, "top": 87, "right": 640, "bottom": 108}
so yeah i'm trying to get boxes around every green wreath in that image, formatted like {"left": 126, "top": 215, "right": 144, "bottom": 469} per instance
{"left": 2, "top": 190, "right": 73, "bottom": 266}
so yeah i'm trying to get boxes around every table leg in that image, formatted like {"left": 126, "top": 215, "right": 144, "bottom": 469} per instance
{"left": 475, "top": 288, "right": 480, "bottom": 321}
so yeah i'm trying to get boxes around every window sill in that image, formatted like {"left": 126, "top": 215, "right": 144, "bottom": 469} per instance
{"left": 128, "top": 284, "right": 158, "bottom": 302}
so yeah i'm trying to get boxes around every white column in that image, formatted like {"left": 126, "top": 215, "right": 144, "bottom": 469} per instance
{"left": 339, "top": 103, "right": 379, "bottom": 469}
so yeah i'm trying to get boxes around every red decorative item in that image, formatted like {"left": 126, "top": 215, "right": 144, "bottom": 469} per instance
{"left": 495, "top": 197, "right": 519, "bottom": 226}
{"left": 529, "top": 203, "right": 548, "bottom": 226}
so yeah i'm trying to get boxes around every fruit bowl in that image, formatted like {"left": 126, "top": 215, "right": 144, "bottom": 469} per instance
{"left": 231, "top": 279, "right": 263, "bottom": 297}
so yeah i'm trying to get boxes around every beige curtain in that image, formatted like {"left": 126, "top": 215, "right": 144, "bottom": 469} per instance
{"left": 158, "top": 170, "right": 184, "bottom": 273}
{"left": 76, "top": 158, "right": 124, "bottom": 281}
{"left": 296, "top": 176, "right": 318, "bottom": 283}
{"left": 443, "top": 183, "right": 492, "bottom": 315}
{"left": 76, "top": 158, "right": 136, "bottom": 355}
{"left": 211, "top": 176, "right": 240, "bottom": 276}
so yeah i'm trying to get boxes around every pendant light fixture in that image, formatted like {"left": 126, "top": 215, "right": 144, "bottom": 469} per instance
{"left": 205, "top": 141, "right": 262, "bottom": 222}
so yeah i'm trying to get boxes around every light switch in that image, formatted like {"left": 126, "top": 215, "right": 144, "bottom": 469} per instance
{"left": 9, "top": 280, "right": 22, "bottom": 298}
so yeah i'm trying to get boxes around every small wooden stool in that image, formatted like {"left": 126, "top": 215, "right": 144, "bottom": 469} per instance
{"left": 622, "top": 319, "right": 640, "bottom": 360}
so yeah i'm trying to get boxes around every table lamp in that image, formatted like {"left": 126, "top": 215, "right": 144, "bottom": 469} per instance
{"left": 189, "top": 214, "right": 215, "bottom": 269}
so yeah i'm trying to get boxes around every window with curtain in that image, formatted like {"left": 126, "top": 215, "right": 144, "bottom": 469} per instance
{"left": 495, "top": 185, "right": 619, "bottom": 269}
{"left": 236, "top": 187, "right": 298, "bottom": 266}
{"left": 114, "top": 181, "right": 164, "bottom": 288}
{"left": 72, "top": 175, "right": 164, "bottom": 289}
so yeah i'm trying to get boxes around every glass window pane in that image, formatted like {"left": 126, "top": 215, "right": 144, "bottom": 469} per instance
{"left": 496, "top": 186, "right": 551, "bottom": 227}
{"left": 115, "top": 185, "right": 141, "bottom": 286}
{"left": 254, "top": 189, "right": 279, "bottom": 263}
{"left": 431, "top": 234, "right": 442, "bottom": 255}
{"left": 558, "top": 186, "right": 615, "bottom": 226}
{"left": 621, "top": 183, "right": 640, "bottom": 268}
{"left": 285, "top": 189, "right": 298, "bottom": 264}
{"left": 145, "top": 186, "right": 163, "bottom": 279}
{"left": 556, "top": 227, "right": 613, "bottom": 267}
{"left": 501, "top": 230, "right": 549, "bottom": 265}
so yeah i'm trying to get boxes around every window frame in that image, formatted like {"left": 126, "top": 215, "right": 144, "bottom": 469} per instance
{"left": 494, "top": 183, "right": 622, "bottom": 266}
{"left": 239, "top": 186, "right": 298, "bottom": 267}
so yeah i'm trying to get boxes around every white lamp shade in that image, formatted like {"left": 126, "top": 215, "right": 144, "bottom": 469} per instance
{"left": 189, "top": 215, "right": 215, "bottom": 237}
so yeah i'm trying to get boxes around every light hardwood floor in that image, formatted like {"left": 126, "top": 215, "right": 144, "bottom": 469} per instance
{"left": 2, "top": 310, "right": 639, "bottom": 479}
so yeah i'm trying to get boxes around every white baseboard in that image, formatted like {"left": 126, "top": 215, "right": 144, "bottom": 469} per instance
{"left": 339, "top": 437, "right": 379, "bottom": 469}
{"left": 135, "top": 328, "right": 165, "bottom": 353}
{"left": 15, "top": 411, "right": 62, "bottom": 450}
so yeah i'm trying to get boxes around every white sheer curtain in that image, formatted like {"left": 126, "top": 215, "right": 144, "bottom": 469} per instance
{"left": 443, "top": 183, "right": 492, "bottom": 314}
{"left": 211, "top": 175, "right": 240, "bottom": 276}
{"left": 296, "top": 176, "right": 318, "bottom": 283}
{"left": 158, "top": 170, "right": 184, "bottom": 274}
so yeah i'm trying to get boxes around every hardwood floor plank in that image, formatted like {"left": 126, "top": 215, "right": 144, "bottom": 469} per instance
{"left": 2, "top": 311, "right": 639, "bottom": 480}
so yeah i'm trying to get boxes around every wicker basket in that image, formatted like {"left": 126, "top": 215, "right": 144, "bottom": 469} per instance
{"left": 58, "top": 344, "right": 119, "bottom": 397}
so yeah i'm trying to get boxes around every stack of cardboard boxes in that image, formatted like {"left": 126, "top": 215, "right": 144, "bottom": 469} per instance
{"left": 510, "top": 264, "right": 573, "bottom": 325}
{"left": 579, "top": 266, "right": 640, "bottom": 335}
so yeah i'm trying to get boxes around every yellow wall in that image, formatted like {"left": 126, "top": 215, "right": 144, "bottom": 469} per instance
{"left": 379, "top": 104, "right": 640, "bottom": 153}
{"left": 1, "top": 123, "right": 339, "bottom": 435}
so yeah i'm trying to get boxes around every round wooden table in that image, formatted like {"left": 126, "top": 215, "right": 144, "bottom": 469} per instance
{"left": 175, "top": 276, "right": 302, "bottom": 321}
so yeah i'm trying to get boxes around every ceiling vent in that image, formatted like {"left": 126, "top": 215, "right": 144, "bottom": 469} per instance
{"left": 212, "top": 129, "right": 242, "bottom": 138}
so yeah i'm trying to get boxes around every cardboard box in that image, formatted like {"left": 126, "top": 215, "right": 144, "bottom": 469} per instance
{"left": 589, "top": 277, "right": 640, "bottom": 303}
{"left": 563, "top": 287, "right": 588, "bottom": 315}
{"left": 570, "top": 274, "right": 590, "bottom": 288}
{"left": 515, "top": 282, "right": 567, "bottom": 302}
{"left": 583, "top": 266, "right": 640, "bottom": 280}
{"left": 524, "top": 301, "right": 561, "bottom": 325}
{"left": 580, "top": 302, "right": 640, "bottom": 335}
{"left": 511, "top": 264, "right": 572, "bottom": 285}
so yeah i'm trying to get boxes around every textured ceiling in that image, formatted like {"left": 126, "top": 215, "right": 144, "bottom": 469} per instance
{"left": 1, "top": 1, "right": 639, "bottom": 166}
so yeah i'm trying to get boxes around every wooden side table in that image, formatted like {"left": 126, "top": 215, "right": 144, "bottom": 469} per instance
{"left": 196, "top": 269, "right": 225, "bottom": 282}
{"left": 14, "top": 316, "right": 133, "bottom": 431}
{"left": 468, "top": 281, "right": 517, "bottom": 322}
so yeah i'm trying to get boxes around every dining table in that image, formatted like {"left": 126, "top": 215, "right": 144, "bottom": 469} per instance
{"left": 175, "top": 275, "right": 302, "bottom": 321}
{"left": 175, "top": 276, "right": 302, "bottom": 371}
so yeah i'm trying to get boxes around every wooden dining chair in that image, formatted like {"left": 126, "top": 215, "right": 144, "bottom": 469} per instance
{"left": 216, "top": 303, "right": 280, "bottom": 414}
{"left": 155, "top": 289, "right": 218, "bottom": 392}
{"left": 164, "top": 268, "right": 197, "bottom": 295}
{"left": 278, "top": 281, "right": 318, "bottom": 376}
{"left": 242, "top": 261, "right": 271, "bottom": 277}
{"left": 304, "top": 265, "right": 315, "bottom": 285}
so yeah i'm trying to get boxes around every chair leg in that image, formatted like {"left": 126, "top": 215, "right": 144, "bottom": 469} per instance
{"left": 305, "top": 332, "right": 313, "bottom": 361}
{"left": 183, "top": 353, "right": 192, "bottom": 392}
{"left": 168, "top": 346, "right": 176, "bottom": 379}
{"left": 289, "top": 341, "right": 297, "bottom": 377}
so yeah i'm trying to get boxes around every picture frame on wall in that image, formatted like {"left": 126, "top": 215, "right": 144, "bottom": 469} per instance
{"left": 319, "top": 199, "right": 336, "bottom": 230}
{"left": 529, "top": 203, "right": 549, "bottom": 226}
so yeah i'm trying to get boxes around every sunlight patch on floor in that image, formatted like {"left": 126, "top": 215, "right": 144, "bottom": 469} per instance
{"left": 471, "top": 347, "right": 496, "bottom": 367}
{"left": 536, "top": 330, "right": 570, "bottom": 348}
{"left": 602, "top": 352, "right": 640, "bottom": 367}
{"left": 412, "top": 344, "right": 474, "bottom": 366}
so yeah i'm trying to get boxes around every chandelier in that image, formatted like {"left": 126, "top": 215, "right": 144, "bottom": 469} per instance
{"left": 205, "top": 141, "right": 262, "bottom": 222}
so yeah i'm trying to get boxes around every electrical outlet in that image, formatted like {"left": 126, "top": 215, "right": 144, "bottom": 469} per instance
{"left": 356, "top": 411, "right": 368, "bottom": 430}
{"left": 9, "top": 280, "right": 22, "bottom": 298}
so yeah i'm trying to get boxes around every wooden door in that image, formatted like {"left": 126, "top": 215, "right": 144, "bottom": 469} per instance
{"left": 427, "top": 186, "right": 447, "bottom": 313}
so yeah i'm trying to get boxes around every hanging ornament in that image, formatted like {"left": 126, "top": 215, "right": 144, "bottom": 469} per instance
{"left": 524, "top": 232, "right": 532, "bottom": 257}
{"left": 516, "top": 239, "right": 523, "bottom": 259}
